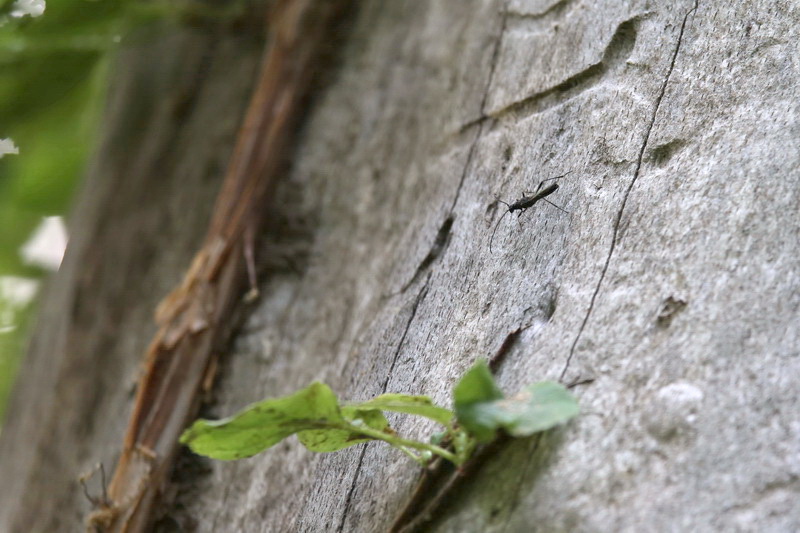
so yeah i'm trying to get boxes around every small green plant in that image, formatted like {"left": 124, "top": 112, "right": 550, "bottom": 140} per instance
{"left": 180, "top": 360, "right": 578, "bottom": 466}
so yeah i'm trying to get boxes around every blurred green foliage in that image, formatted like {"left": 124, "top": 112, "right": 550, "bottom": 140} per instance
{"left": 0, "top": 0, "right": 254, "bottom": 423}
{"left": 0, "top": 0, "right": 135, "bottom": 423}
{"left": 0, "top": 0, "right": 155, "bottom": 422}
{"left": 0, "top": 1, "right": 123, "bottom": 277}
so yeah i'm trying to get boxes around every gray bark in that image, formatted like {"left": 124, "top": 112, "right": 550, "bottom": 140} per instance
{"left": 2, "top": 1, "right": 799, "bottom": 532}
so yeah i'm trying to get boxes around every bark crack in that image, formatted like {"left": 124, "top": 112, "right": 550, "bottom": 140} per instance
{"left": 337, "top": 274, "right": 431, "bottom": 533}
{"left": 505, "top": 0, "right": 575, "bottom": 21}
{"left": 560, "top": 1, "right": 698, "bottom": 381}
{"left": 382, "top": 274, "right": 432, "bottom": 392}
{"left": 490, "top": 15, "right": 640, "bottom": 125}
{"left": 498, "top": 434, "right": 545, "bottom": 533}
{"left": 446, "top": 0, "right": 510, "bottom": 214}
{"left": 488, "top": 327, "right": 524, "bottom": 373}
{"left": 341, "top": 6, "right": 511, "bottom": 529}
{"left": 335, "top": 445, "right": 368, "bottom": 533}
{"left": 389, "top": 3, "right": 509, "bottom": 298}
{"left": 389, "top": 216, "right": 453, "bottom": 296}
{"left": 457, "top": 13, "right": 642, "bottom": 135}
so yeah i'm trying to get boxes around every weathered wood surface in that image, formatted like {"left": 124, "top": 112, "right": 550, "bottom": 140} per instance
{"left": 2, "top": 0, "right": 799, "bottom": 531}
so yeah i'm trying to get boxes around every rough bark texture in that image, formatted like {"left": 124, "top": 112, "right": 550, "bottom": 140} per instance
{"left": 2, "top": 1, "right": 799, "bottom": 532}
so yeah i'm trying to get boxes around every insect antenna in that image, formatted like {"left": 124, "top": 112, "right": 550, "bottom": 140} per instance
{"left": 535, "top": 170, "right": 573, "bottom": 191}
{"left": 489, "top": 208, "right": 511, "bottom": 253}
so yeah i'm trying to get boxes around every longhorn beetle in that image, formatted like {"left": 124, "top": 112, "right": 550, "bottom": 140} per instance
{"left": 489, "top": 171, "right": 571, "bottom": 252}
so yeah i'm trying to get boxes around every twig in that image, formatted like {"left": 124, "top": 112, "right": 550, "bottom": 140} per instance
{"left": 87, "top": 2, "right": 353, "bottom": 531}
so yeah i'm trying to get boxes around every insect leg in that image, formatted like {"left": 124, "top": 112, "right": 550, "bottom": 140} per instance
{"left": 542, "top": 198, "right": 569, "bottom": 214}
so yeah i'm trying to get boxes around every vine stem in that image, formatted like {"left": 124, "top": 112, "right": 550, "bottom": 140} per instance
{"left": 396, "top": 446, "right": 428, "bottom": 466}
{"left": 349, "top": 424, "right": 461, "bottom": 465}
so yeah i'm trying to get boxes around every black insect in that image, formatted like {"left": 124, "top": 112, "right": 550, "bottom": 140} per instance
{"left": 489, "top": 172, "right": 570, "bottom": 252}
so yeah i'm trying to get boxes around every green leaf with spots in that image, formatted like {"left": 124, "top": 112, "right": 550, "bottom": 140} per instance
{"left": 349, "top": 393, "right": 453, "bottom": 426}
{"left": 180, "top": 382, "right": 374, "bottom": 460}
{"left": 180, "top": 361, "right": 579, "bottom": 468}
{"left": 298, "top": 407, "right": 390, "bottom": 452}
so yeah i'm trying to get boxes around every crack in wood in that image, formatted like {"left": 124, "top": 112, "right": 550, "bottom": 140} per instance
{"left": 338, "top": 274, "right": 431, "bottom": 533}
{"left": 442, "top": 0, "right": 512, "bottom": 197}
{"left": 504, "top": 0, "right": 577, "bottom": 22}
{"left": 335, "top": 444, "right": 369, "bottom": 533}
{"left": 390, "top": 216, "right": 454, "bottom": 296}
{"left": 491, "top": 14, "right": 642, "bottom": 123}
{"left": 389, "top": 435, "right": 514, "bottom": 533}
{"left": 388, "top": 1, "right": 511, "bottom": 300}
{"left": 560, "top": 1, "right": 700, "bottom": 382}
{"left": 648, "top": 138, "right": 688, "bottom": 166}
{"left": 488, "top": 327, "right": 525, "bottom": 373}
{"left": 344, "top": 7, "right": 508, "bottom": 533}
{"left": 458, "top": 13, "right": 643, "bottom": 135}
{"left": 382, "top": 275, "right": 432, "bottom": 393}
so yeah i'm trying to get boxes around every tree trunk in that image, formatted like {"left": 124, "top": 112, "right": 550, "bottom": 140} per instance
{"left": 2, "top": 1, "right": 798, "bottom": 532}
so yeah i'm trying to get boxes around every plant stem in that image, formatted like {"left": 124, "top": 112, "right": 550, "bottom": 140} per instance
{"left": 396, "top": 446, "right": 427, "bottom": 466}
{"left": 350, "top": 424, "right": 460, "bottom": 465}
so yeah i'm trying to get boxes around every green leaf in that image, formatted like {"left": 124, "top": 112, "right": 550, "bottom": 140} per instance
{"left": 485, "top": 381, "right": 579, "bottom": 437}
{"left": 453, "top": 359, "right": 504, "bottom": 441}
{"left": 453, "top": 359, "right": 503, "bottom": 405}
{"left": 456, "top": 381, "right": 578, "bottom": 442}
{"left": 298, "top": 407, "right": 390, "bottom": 452}
{"left": 454, "top": 404, "right": 498, "bottom": 442}
{"left": 429, "top": 431, "right": 446, "bottom": 445}
{"left": 452, "top": 361, "right": 578, "bottom": 442}
{"left": 350, "top": 393, "right": 453, "bottom": 426}
{"left": 180, "top": 382, "right": 358, "bottom": 460}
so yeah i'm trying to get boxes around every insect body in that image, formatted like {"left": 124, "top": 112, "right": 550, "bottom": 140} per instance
{"left": 489, "top": 173, "right": 570, "bottom": 252}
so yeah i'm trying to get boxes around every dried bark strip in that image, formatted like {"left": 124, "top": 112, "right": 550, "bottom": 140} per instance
{"left": 87, "top": 1, "right": 351, "bottom": 530}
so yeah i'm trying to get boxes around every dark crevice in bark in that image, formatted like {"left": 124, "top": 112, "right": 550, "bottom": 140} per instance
{"left": 337, "top": 275, "right": 431, "bottom": 532}
{"left": 493, "top": 15, "right": 640, "bottom": 123}
{"left": 385, "top": 7, "right": 514, "bottom": 531}
{"left": 446, "top": 0, "right": 510, "bottom": 212}
{"left": 488, "top": 327, "right": 524, "bottom": 373}
{"left": 504, "top": 0, "right": 576, "bottom": 21}
{"left": 335, "top": 444, "right": 369, "bottom": 533}
{"left": 459, "top": 14, "right": 641, "bottom": 135}
{"left": 560, "top": 1, "right": 699, "bottom": 381}
{"left": 390, "top": 216, "right": 454, "bottom": 296}
{"left": 382, "top": 275, "right": 432, "bottom": 393}
{"left": 479, "top": 2, "right": 510, "bottom": 118}
{"left": 387, "top": 3, "right": 509, "bottom": 300}
{"left": 497, "top": 435, "right": 544, "bottom": 533}
{"left": 648, "top": 138, "right": 688, "bottom": 167}
{"left": 494, "top": 430, "right": 576, "bottom": 533}
{"left": 390, "top": 436, "right": 514, "bottom": 533}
